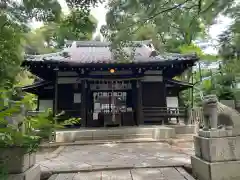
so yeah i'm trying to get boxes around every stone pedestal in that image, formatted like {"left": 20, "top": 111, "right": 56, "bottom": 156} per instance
{"left": 8, "top": 164, "right": 40, "bottom": 180}
{"left": 0, "top": 148, "right": 39, "bottom": 180}
{"left": 191, "top": 129, "right": 240, "bottom": 180}
{"left": 0, "top": 148, "right": 36, "bottom": 174}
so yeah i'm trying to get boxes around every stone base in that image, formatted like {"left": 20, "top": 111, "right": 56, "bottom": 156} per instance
{"left": 0, "top": 148, "right": 36, "bottom": 174}
{"left": 8, "top": 164, "right": 40, "bottom": 180}
{"left": 198, "top": 129, "right": 234, "bottom": 138}
{"left": 191, "top": 156, "right": 240, "bottom": 180}
{"left": 55, "top": 126, "right": 176, "bottom": 142}
{"left": 166, "top": 124, "right": 196, "bottom": 134}
{"left": 194, "top": 135, "right": 240, "bottom": 162}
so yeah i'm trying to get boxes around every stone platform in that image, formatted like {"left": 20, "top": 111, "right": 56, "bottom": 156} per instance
{"left": 55, "top": 126, "right": 176, "bottom": 143}
{"left": 48, "top": 167, "right": 196, "bottom": 180}
{"left": 38, "top": 142, "right": 193, "bottom": 179}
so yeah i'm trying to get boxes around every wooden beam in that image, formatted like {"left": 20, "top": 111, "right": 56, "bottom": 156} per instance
{"left": 136, "top": 80, "right": 144, "bottom": 125}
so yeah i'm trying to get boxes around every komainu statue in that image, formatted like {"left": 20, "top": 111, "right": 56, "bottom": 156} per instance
{"left": 202, "top": 95, "right": 240, "bottom": 132}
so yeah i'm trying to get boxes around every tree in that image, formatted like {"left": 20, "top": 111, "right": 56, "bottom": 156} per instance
{"left": 218, "top": 2, "right": 240, "bottom": 62}
{"left": 102, "top": 0, "right": 235, "bottom": 58}
{"left": 217, "top": 1, "right": 240, "bottom": 100}
{"left": 24, "top": 29, "right": 57, "bottom": 55}
{"left": 53, "top": 10, "right": 97, "bottom": 47}
{"left": 0, "top": 0, "right": 63, "bottom": 88}
{"left": 0, "top": 0, "right": 100, "bottom": 94}
{"left": 30, "top": 10, "right": 98, "bottom": 49}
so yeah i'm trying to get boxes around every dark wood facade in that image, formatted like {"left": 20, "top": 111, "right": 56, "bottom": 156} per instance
{"left": 22, "top": 40, "right": 198, "bottom": 127}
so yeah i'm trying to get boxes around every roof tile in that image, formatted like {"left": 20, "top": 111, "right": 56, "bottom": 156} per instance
{"left": 24, "top": 41, "right": 198, "bottom": 64}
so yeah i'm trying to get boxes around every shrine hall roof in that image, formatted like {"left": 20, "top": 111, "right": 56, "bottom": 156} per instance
{"left": 24, "top": 40, "right": 199, "bottom": 65}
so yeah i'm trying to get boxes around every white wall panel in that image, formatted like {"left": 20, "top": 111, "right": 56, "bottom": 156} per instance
{"left": 39, "top": 100, "right": 53, "bottom": 111}
{"left": 166, "top": 97, "right": 178, "bottom": 108}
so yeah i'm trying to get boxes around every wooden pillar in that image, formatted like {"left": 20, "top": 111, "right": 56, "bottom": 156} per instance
{"left": 136, "top": 80, "right": 144, "bottom": 125}
{"left": 53, "top": 70, "right": 58, "bottom": 116}
{"left": 162, "top": 81, "right": 168, "bottom": 124}
{"left": 81, "top": 80, "right": 87, "bottom": 127}
{"left": 132, "top": 81, "right": 137, "bottom": 125}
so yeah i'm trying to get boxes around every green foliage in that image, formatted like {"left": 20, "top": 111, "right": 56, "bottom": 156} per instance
{"left": 0, "top": 102, "right": 81, "bottom": 152}
{"left": 56, "top": 10, "right": 97, "bottom": 43}
{"left": 0, "top": 99, "right": 40, "bottom": 152}
{"left": 218, "top": 2, "right": 240, "bottom": 62}
{"left": 61, "top": 117, "right": 81, "bottom": 126}
{"left": 25, "top": 109, "right": 58, "bottom": 140}
{"left": 25, "top": 10, "right": 98, "bottom": 52}
{"left": 0, "top": 0, "right": 98, "bottom": 177}
{"left": 186, "top": 68, "right": 237, "bottom": 107}
{"left": 25, "top": 109, "right": 81, "bottom": 139}
{"left": 0, "top": 23, "right": 23, "bottom": 88}
{"left": 1, "top": 0, "right": 100, "bottom": 86}
{"left": 103, "top": 0, "right": 234, "bottom": 54}
{"left": 179, "top": 44, "right": 203, "bottom": 56}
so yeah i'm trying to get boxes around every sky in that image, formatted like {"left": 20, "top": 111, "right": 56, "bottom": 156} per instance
{"left": 31, "top": 1, "right": 233, "bottom": 55}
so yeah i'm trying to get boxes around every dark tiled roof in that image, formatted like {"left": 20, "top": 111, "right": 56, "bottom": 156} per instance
{"left": 21, "top": 80, "right": 51, "bottom": 91}
{"left": 24, "top": 40, "right": 198, "bottom": 64}
{"left": 165, "top": 79, "right": 193, "bottom": 87}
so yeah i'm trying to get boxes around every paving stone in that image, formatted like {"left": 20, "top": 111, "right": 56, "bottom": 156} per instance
{"left": 54, "top": 173, "right": 76, "bottom": 180}
{"left": 175, "top": 167, "right": 196, "bottom": 180}
{"left": 131, "top": 168, "right": 164, "bottom": 180}
{"left": 49, "top": 168, "right": 195, "bottom": 180}
{"left": 102, "top": 170, "right": 132, "bottom": 180}
{"left": 160, "top": 168, "right": 186, "bottom": 180}
{"left": 38, "top": 143, "right": 191, "bottom": 173}
{"left": 73, "top": 172, "right": 102, "bottom": 180}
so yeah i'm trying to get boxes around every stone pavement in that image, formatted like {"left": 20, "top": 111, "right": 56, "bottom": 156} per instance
{"left": 37, "top": 142, "right": 194, "bottom": 176}
{"left": 50, "top": 167, "right": 195, "bottom": 180}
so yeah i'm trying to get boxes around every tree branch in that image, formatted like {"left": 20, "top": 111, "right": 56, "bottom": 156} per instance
{"left": 0, "top": 21, "right": 9, "bottom": 33}
{"left": 146, "top": 0, "right": 191, "bottom": 22}
{"left": 129, "top": 0, "right": 193, "bottom": 35}
{"left": 119, "top": 0, "right": 189, "bottom": 33}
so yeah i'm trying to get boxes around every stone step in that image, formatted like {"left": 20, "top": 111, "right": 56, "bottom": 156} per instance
{"left": 55, "top": 126, "right": 176, "bottom": 143}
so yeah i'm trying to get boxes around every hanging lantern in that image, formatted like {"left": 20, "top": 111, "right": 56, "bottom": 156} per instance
{"left": 109, "top": 68, "right": 115, "bottom": 74}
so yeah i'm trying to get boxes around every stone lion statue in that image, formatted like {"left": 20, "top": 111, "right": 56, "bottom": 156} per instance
{"left": 202, "top": 95, "right": 240, "bottom": 131}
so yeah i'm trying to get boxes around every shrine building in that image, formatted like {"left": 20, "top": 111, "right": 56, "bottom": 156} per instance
{"left": 22, "top": 40, "right": 198, "bottom": 127}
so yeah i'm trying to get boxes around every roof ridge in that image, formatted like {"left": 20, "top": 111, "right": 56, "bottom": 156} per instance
{"left": 64, "top": 40, "right": 153, "bottom": 47}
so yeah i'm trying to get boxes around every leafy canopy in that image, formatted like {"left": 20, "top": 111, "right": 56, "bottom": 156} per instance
{"left": 103, "top": 0, "right": 234, "bottom": 54}
{"left": 0, "top": 0, "right": 100, "bottom": 88}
